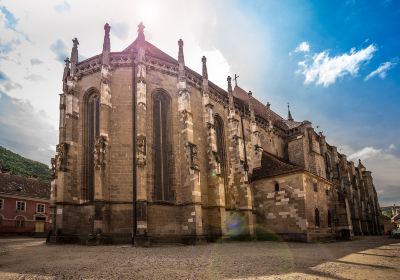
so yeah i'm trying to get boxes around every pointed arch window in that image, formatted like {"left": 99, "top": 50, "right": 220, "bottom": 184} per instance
{"left": 214, "top": 115, "right": 229, "bottom": 205}
{"left": 315, "top": 208, "right": 320, "bottom": 227}
{"left": 153, "top": 91, "right": 171, "bottom": 201}
{"left": 84, "top": 91, "right": 99, "bottom": 201}
{"left": 328, "top": 210, "right": 332, "bottom": 227}
{"left": 274, "top": 182, "right": 280, "bottom": 192}
{"left": 325, "top": 153, "right": 331, "bottom": 179}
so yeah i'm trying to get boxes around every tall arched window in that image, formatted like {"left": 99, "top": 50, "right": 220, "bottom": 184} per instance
{"left": 325, "top": 153, "right": 331, "bottom": 179}
{"left": 315, "top": 208, "right": 320, "bottom": 227}
{"left": 153, "top": 91, "right": 171, "bottom": 201}
{"left": 328, "top": 210, "right": 332, "bottom": 227}
{"left": 214, "top": 115, "right": 228, "bottom": 206}
{"left": 84, "top": 91, "right": 99, "bottom": 201}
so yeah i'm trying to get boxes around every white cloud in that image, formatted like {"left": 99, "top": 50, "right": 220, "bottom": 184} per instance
{"left": 348, "top": 144, "right": 400, "bottom": 206}
{"left": 294, "top": 41, "right": 310, "bottom": 53}
{"left": 348, "top": 146, "right": 382, "bottom": 161}
{"left": 297, "top": 44, "right": 377, "bottom": 87}
{"left": 364, "top": 61, "right": 397, "bottom": 81}
{"left": 0, "top": 91, "right": 57, "bottom": 164}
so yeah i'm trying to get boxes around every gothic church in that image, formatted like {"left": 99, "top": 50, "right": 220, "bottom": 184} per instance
{"left": 49, "top": 23, "right": 382, "bottom": 244}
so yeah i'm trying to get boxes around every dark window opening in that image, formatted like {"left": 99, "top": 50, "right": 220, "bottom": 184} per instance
{"left": 274, "top": 182, "right": 280, "bottom": 192}
{"left": 313, "top": 183, "right": 318, "bottom": 192}
{"left": 153, "top": 91, "right": 171, "bottom": 201}
{"left": 328, "top": 210, "right": 332, "bottom": 227}
{"left": 215, "top": 115, "right": 229, "bottom": 207}
{"left": 84, "top": 92, "right": 100, "bottom": 201}
{"left": 315, "top": 208, "right": 320, "bottom": 227}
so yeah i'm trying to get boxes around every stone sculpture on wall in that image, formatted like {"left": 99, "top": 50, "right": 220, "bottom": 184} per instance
{"left": 137, "top": 134, "right": 146, "bottom": 167}
{"left": 94, "top": 135, "right": 108, "bottom": 169}
{"left": 55, "top": 142, "right": 69, "bottom": 171}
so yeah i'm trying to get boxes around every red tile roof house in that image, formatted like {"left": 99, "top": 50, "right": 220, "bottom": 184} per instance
{"left": 0, "top": 171, "right": 51, "bottom": 237}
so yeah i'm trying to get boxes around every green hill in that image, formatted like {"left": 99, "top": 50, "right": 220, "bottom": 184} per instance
{"left": 0, "top": 146, "right": 51, "bottom": 182}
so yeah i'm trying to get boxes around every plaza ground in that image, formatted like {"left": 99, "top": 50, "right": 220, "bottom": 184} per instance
{"left": 0, "top": 236, "right": 399, "bottom": 279}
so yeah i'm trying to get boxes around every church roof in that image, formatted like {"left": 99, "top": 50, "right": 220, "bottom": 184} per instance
{"left": 123, "top": 39, "right": 178, "bottom": 65}
{"left": 117, "top": 25, "right": 289, "bottom": 131}
{"left": 0, "top": 173, "right": 50, "bottom": 199}
{"left": 233, "top": 86, "right": 285, "bottom": 124}
{"left": 281, "top": 119, "right": 303, "bottom": 130}
{"left": 252, "top": 151, "right": 303, "bottom": 181}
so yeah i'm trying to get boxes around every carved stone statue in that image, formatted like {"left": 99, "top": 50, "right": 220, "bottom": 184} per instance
{"left": 55, "top": 143, "right": 69, "bottom": 171}
{"left": 188, "top": 143, "right": 199, "bottom": 170}
{"left": 137, "top": 135, "right": 146, "bottom": 167}
{"left": 94, "top": 135, "right": 108, "bottom": 169}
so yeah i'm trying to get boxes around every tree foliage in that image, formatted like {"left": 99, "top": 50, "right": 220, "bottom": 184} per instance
{"left": 0, "top": 146, "right": 51, "bottom": 182}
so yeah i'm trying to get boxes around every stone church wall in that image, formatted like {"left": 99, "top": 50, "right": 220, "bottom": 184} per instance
{"left": 253, "top": 172, "right": 334, "bottom": 242}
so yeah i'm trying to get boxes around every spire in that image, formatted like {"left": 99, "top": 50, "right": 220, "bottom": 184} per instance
{"left": 137, "top": 22, "right": 145, "bottom": 43}
{"left": 62, "top": 57, "right": 70, "bottom": 91}
{"left": 202, "top": 56, "right": 208, "bottom": 80}
{"left": 102, "top": 23, "right": 111, "bottom": 65}
{"left": 178, "top": 39, "right": 185, "bottom": 79}
{"left": 248, "top": 91, "right": 255, "bottom": 120}
{"left": 287, "top": 102, "right": 293, "bottom": 121}
{"left": 233, "top": 74, "right": 239, "bottom": 87}
{"left": 227, "top": 76, "right": 234, "bottom": 108}
{"left": 70, "top": 38, "right": 79, "bottom": 76}
{"left": 227, "top": 75, "right": 233, "bottom": 94}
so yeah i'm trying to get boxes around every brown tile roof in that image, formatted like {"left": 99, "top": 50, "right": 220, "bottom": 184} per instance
{"left": 0, "top": 173, "right": 50, "bottom": 199}
{"left": 233, "top": 86, "right": 284, "bottom": 124}
{"left": 252, "top": 151, "right": 303, "bottom": 181}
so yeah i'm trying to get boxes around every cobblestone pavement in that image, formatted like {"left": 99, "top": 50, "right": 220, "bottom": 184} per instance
{"left": 0, "top": 236, "right": 399, "bottom": 279}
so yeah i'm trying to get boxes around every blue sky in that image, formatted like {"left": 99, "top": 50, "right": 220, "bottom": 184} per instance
{"left": 0, "top": 0, "right": 398, "bottom": 205}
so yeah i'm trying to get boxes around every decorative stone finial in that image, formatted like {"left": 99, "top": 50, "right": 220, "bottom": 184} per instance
{"left": 266, "top": 102, "right": 271, "bottom": 109}
{"left": 104, "top": 23, "right": 110, "bottom": 34}
{"left": 72, "top": 38, "right": 79, "bottom": 48}
{"left": 227, "top": 76, "right": 232, "bottom": 94}
{"left": 178, "top": 39, "right": 184, "bottom": 64}
{"left": 70, "top": 38, "right": 79, "bottom": 76}
{"left": 102, "top": 23, "right": 111, "bottom": 65}
{"left": 202, "top": 56, "right": 208, "bottom": 79}
{"left": 178, "top": 39, "right": 185, "bottom": 79}
{"left": 248, "top": 90, "right": 252, "bottom": 97}
{"left": 287, "top": 102, "right": 293, "bottom": 121}
{"left": 137, "top": 22, "right": 145, "bottom": 42}
{"left": 64, "top": 57, "right": 70, "bottom": 67}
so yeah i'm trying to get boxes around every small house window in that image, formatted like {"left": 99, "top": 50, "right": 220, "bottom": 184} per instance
{"left": 36, "top": 203, "right": 45, "bottom": 213}
{"left": 16, "top": 201, "right": 26, "bottom": 211}
{"left": 0, "top": 198, "right": 4, "bottom": 209}
{"left": 274, "top": 182, "right": 280, "bottom": 192}
{"left": 325, "top": 189, "right": 329, "bottom": 196}
{"left": 313, "top": 183, "right": 318, "bottom": 192}
{"left": 15, "top": 218, "right": 25, "bottom": 228}
{"left": 315, "top": 208, "right": 320, "bottom": 227}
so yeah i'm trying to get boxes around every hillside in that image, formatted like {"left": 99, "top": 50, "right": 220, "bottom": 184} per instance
{"left": 0, "top": 146, "right": 51, "bottom": 182}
